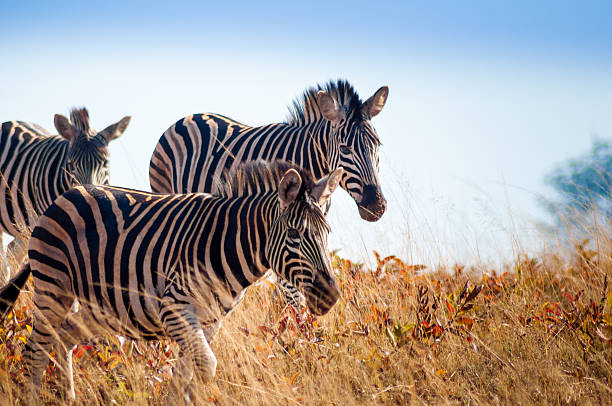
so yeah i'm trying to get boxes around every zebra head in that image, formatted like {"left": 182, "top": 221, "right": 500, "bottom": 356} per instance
{"left": 267, "top": 166, "right": 344, "bottom": 315}
{"left": 317, "top": 83, "right": 388, "bottom": 222}
{"left": 54, "top": 108, "right": 130, "bottom": 186}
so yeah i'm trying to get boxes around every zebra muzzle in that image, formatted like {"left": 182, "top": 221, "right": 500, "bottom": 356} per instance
{"left": 358, "top": 184, "right": 387, "bottom": 222}
{"left": 304, "top": 277, "right": 340, "bottom": 316}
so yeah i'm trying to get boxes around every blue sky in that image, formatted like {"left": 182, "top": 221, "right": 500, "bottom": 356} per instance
{"left": 1, "top": 1, "right": 611, "bottom": 265}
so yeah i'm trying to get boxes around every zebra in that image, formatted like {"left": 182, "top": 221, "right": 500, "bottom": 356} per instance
{"left": 149, "top": 80, "right": 388, "bottom": 221}
{"left": 149, "top": 79, "right": 388, "bottom": 306}
{"left": 0, "top": 108, "right": 130, "bottom": 284}
{"left": 0, "top": 160, "right": 343, "bottom": 402}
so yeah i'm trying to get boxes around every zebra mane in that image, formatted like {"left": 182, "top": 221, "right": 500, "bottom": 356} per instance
{"left": 69, "top": 108, "right": 92, "bottom": 134}
{"left": 216, "top": 160, "right": 330, "bottom": 231}
{"left": 216, "top": 160, "right": 315, "bottom": 199}
{"left": 286, "top": 79, "right": 364, "bottom": 125}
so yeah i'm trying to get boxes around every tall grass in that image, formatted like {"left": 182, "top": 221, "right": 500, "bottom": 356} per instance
{"left": 0, "top": 230, "right": 610, "bottom": 404}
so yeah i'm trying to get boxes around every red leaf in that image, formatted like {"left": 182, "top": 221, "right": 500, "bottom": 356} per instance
{"left": 445, "top": 299, "right": 454, "bottom": 316}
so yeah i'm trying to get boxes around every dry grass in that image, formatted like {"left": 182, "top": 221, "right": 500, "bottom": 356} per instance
{"left": 0, "top": 239, "right": 610, "bottom": 405}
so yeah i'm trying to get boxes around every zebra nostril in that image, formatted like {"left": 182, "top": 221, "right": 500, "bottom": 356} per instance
{"left": 304, "top": 275, "right": 340, "bottom": 315}
{"left": 360, "top": 185, "right": 380, "bottom": 206}
{"left": 358, "top": 185, "right": 386, "bottom": 221}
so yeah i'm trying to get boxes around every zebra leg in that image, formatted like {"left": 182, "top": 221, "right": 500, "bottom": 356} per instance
{"left": 161, "top": 298, "right": 217, "bottom": 402}
{"left": 55, "top": 342, "right": 77, "bottom": 401}
{"left": 0, "top": 233, "right": 8, "bottom": 286}
{"left": 274, "top": 276, "right": 305, "bottom": 308}
{"left": 203, "top": 320, "right": 222, "bottom": 344}
{"left": 171, "top": 352, "right": 195, "bottom": 403}
{"left": 56, "top": 302, "right": 90, "bottom": 401}
{"left": 22, "top": 292, "right": 73, "bottom": 400}
{"left": 7, "top": 237, "right": 27, "bottom": 277}
{"left": 22, "top": 309, "right": 64, "bottom": 400}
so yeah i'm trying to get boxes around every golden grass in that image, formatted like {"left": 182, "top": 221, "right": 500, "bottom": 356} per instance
{"left": 0, "top": 239, "right": 610, "bottom": 405}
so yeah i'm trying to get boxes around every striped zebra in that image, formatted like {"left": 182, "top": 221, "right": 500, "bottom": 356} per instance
{"left": 149, "top": 80, "right": 388, "bottom": 221}
{"left": 0, "top": 109, "right": 130, "bottom": 284}
{"left": 0, "top": 160, "right": 342, "bottom": 402}
{"left": 149, "top": 80, "right": 387, "bottom": 306}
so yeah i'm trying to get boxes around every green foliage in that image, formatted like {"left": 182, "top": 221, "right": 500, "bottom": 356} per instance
{"left": 542, "top": 139, "right": 612, "bottom": 224}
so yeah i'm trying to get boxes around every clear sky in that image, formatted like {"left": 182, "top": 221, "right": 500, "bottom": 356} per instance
{"left": 1, "top": 1, "right": 611, "bottom": 266}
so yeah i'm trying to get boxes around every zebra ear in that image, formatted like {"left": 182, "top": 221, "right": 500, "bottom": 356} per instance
{"left": 362, "top": 86, "right": 388, "bottom": 118}
{"left": 311, "top": 167, "right": 344, "bottom": 207}
{"left": 279, "top": 169, "right": 302, "bottom": 211}
{"left": 317, "top": 91, "right": 345, "bottom": 123}
{"left": 99, "top": 116, "right": 131, "bottom": 143}
{"left": 54, "top": 114, "right": 78, "bottom": 142}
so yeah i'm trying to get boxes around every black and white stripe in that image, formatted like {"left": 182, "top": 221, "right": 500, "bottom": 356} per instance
{"left": 0, "top": 160, "right": 342, "bottom": 401}
{"left": 0, "top": 108, "right": 130, "bottom": 283}
{"left": 149, "top": 80, "right": 388, "bottom": 221}
{"left": 149, "top": 80, "right": 388, "bottom": 307}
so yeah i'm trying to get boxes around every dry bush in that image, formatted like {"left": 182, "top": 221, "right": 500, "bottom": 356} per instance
{"left": 0, "top": 238, "right": 610, "bottom": 405}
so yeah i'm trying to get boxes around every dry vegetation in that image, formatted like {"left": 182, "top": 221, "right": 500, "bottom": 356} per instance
{"left": 0, "top": 236, "right": 610, "bottom": 405}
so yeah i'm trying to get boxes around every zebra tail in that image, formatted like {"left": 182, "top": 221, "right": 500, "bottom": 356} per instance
{"left": 0, "top": 262, "right": 31, "bottom": 320}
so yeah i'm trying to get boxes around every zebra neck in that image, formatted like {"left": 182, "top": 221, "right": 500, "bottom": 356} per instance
{"left": 248, "top": 193, "right": 278, "bottom": 281}
{"left": 59, "top": 168, "right": 72, "bottom": 192}
{"left": 200, "top": 193, "right": 277, "bottom": 289}
{"left": 281, "top": 120, "right": 331, "bottom": 179}
{"left": 40, "top": 146, "right": 74, "bottom": 209}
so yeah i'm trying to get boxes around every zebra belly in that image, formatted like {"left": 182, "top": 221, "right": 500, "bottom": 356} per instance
{"left": 69, "top": 285, "right": 248, "bottom": 342}
{"left": 74, "top": 295, "right": 166, "bottom": 340}
{"left": 70, "top": 304, "right": 167, "bottom": 341}
{"left": 30, "top": 264, "right": 167, "bottom": 341}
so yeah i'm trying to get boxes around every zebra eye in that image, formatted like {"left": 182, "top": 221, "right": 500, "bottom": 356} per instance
{"left": 340, "top": 145, "right": 352, "bottom": 155}
{"left": 287, "top": 228, "right": 300, "bottom": 240}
